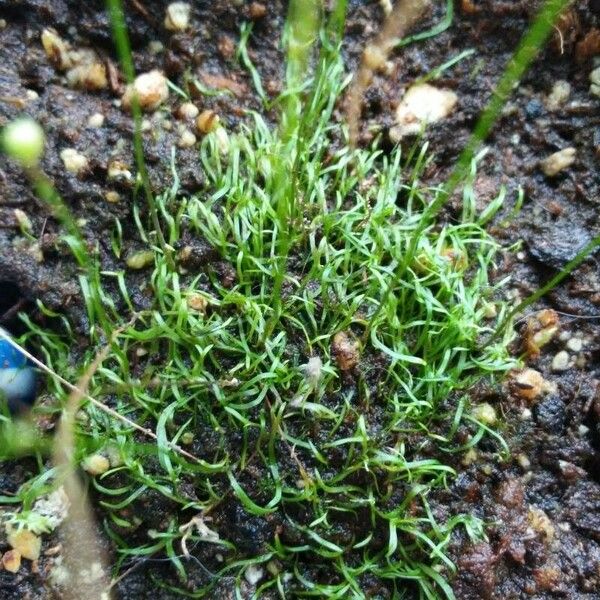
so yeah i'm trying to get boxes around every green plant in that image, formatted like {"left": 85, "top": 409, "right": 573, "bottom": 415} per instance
{"left": 15, "top": 16, "right": 514, "bottom": 600}
{"left": 0, "top": 0, "right": 588, "bottom": 598}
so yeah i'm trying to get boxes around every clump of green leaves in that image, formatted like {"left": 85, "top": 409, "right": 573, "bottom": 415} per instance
{"left": 16, "top": 26, "right": 516, "bottom": 600}
{"left": 7, "top": 0, "right": 583, "bottom": 598}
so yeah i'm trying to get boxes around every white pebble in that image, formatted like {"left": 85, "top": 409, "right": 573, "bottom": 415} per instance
{"left": 87, "top": 112, "right": 105, "bottom": 128}
{"left": 578, "top": 424, "right": 589, "bottom": 436}
{"left": 148, "top": 40, "right": 164, "bottom": 55}
{"left": 177, "top": 102, "right": 200, "bottom": 120}
{"left": 164, "top": 2, "right": 191, "bottom": 32}
{"left": 546, "top": 80, "right": 571, "bottom": 111}
{"left": 178, "top": 129, "right": 197, "bottom": 148}
{"left": 244, "top": 564, "right": 264, "bottom": 586}
{"left": 81, "top": 453, "right": 110, "bottom": 475}
{"left": 471, "top": 402, "right": 497, "bottom": 426}
{"left": 566, "top": 337, "right": 582, "bottom": 352}
{"left": 391, "top": 83, "right": 458, "bottom": 141}
{"left": 105, "top": 191, "right": 120, "bottom": 203}
{"left": 122, "top": 70, "right": 169, "bottom": 112}
{"left": 60, "top": 148, "right": 88, "bottom": 174}
{"left": 107, "top": 160, "right": 132, "bottom": 182}
{"left": 551, "top": 350, "right": 570, "bottom": 372}
{"left": 540, "top": 147, "right": 576, "bottom": 177}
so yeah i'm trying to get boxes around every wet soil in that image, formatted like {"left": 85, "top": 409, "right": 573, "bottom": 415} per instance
{"left": 1, "top": 0, "right": 600, "bottom": 598}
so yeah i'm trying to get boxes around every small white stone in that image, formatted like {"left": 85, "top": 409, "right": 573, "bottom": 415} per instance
{"left": 244, "top": 564, "right": 264, "bottom": 586}
{"left": 461, "top": 448, "right": 478, "bottom": 466}
{"left": 578, "top": 424, "right": 589, "bottom": 436}
{"left": 82, "top": 453, "right": 110, "bottom": 475}
{"left": 107, "top": 160, "right": 132, "bottom": 182}
{"left": 540, "top": 147, "right": 576, "bottom": 177}
{"left": 148, "top": 40, "right": 164, "bottom": 55}
{"left": 177, "top": 102, "right": 199, "bottom": 120}
{"left": 520, "top": 408, "right": 532, "bottom": 420}
{"left": 122, "top": 70, "right": 169, "bottom": 112}
{"left": 79, "top": 561, "right": 105, "bottom": 583}
{"left": 105, "top": 191, "right": 120, "bottom": 203}
{"left": 164, "top": 2, "right": 191, "bottom": 32}
{"left": 546, "top": 80, "right": 571, "bottom": 111}
{"left": 87, "top": 112, "right": 105, "bottom": 128}
{"left": 25, "top": 89, "right": 39, "bottom": 101}
{"left": 178, "top": 129, "right": 197, "bottom": 148}
{"left": 471, "top": 402, "right": 497, "bottom": 426}
{"left": 566, "top": 337, "right": 582, "bottom": 353}
{"left": 551, "top": 350, "right": 570, "bottom": 372}
{"left": 60, "top": 148, "right": 88, "bottom": 174}
{"left": 391, "top": 83, "right": 458, "bottom": 141}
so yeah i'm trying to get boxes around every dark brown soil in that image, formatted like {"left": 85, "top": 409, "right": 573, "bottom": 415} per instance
{"left": 1, "top": 1, "right": 599, "bottom": 598}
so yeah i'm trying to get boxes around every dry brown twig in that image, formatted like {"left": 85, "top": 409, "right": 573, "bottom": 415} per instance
{"left": 346, "top": 0, "right": 430, "bottom": 146}
{"left": 52, "top": 337, "right": 115, "bottom": 600}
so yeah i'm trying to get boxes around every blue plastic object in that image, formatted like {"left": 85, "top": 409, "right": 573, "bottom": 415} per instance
{"left": 0, "top": 326, "right": 37, "bottom": 412}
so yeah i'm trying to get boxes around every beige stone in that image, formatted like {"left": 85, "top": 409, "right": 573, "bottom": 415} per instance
{"left": 391, "top": 83, "right": 458, "bottom": 141}
{"left": 122, "top": 70, "right": 169, "bottom": 112}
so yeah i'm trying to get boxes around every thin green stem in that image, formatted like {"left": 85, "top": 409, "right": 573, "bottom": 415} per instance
{"left": 368, "top": 0, "right": 573, "bottom": 334}
{"left": 489, "top": 234, "right": 600, "bottom": 343}
{"left": 105, "top": 0, "right": 174, "bottom": 269}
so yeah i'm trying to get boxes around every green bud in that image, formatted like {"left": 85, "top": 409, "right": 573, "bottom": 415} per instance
{"left": 1, "top": 118, "right": 45, "bottom": 167}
